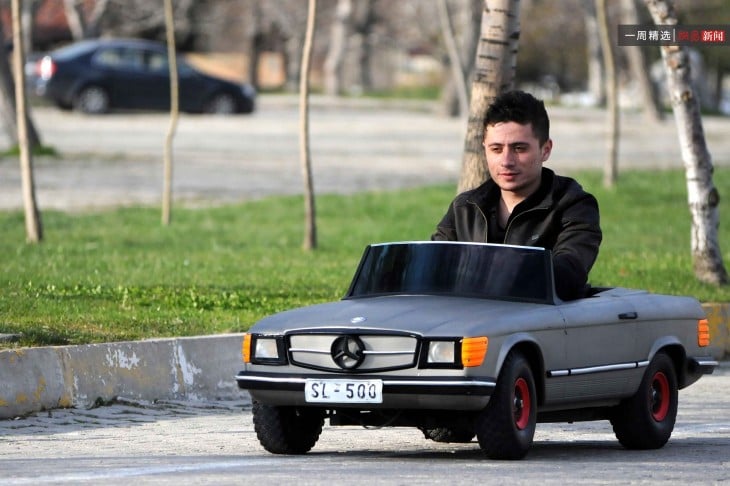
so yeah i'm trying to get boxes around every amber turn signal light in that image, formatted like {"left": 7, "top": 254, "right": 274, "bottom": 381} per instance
{"left": 243, "top": 333, "right": 252, "bottom": 362}
{"left": 698, "top": 319, "right": 711, "bottom": 347}
{"left": 462, "top": 337, "right": 488, "bottom": 367}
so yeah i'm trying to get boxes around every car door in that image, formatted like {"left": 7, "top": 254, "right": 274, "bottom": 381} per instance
{"left": 176, "top": 61, "right": 215, "bottom": 112}
{"left": 91, "top": 46, "right": 150, "bottom": 109}
{"left": 555, "top": 296, "right": 639, "bottom": 402}
{"left": 140, "top": 49, "right": 172, "bottom": 110}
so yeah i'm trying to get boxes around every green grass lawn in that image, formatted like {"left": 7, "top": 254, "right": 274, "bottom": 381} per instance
{"left": 1, "top": 168, "right": 729, "bottom": 348}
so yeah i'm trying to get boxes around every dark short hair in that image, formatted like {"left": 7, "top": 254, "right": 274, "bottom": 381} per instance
{"left": 484, "top": 90, "right": 550, "bottom": 146}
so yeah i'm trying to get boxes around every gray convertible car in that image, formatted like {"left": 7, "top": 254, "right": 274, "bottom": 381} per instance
{"left": 236, "top": 242, "right": 717, "bottom": 459}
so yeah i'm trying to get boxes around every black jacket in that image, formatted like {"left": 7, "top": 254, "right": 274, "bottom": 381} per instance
{"left": 431, "top": 168, "right": 602, "bottom": 300}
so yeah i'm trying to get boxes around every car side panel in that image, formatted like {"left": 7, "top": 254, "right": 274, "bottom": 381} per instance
{"left": 555, "top": 297, "right": 643, "bottom": 402}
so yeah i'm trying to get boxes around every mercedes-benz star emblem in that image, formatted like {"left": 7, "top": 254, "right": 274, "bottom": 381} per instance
{"left": 331, "top": 335, "right": 366, "bottom": 370}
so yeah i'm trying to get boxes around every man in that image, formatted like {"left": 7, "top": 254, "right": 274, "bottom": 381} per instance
{"left": 432, "top": 90, "right": 601, "bottom": 300}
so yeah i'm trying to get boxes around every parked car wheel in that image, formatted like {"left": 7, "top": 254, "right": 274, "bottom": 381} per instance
{"left": 476, "top": 350, "right": 537, "bottom": 460}
{"left": 252, "top": 400, "right": 324, "bottom": 454}
{"left": 420, "top": 426, "right": 475, "bottom": 443}
{"left": 610, "top": 351, "right": 678, "bottom": 449}
{"left": 74, "top": 85, "right": 110, "bottom": 114}
{"left": 205, "top": 92, "right": 237, "bottom": 114}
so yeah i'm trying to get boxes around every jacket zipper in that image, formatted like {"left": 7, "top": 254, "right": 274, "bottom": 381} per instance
{"left": 504, "top": 206, "right": 549, "bottom": 243}
{"left": 469, "top": 200, "right": 550, "bottom": 244}
{"left": 469, "top": 201, "right": 490, "bottom": 242}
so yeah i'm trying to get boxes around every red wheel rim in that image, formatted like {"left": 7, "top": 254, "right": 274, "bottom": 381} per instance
{"left": 513, "top": 377, "right": 531, "bottom": 430}
{"left": 650, "top": 371, "right": 670, "bottom": 421}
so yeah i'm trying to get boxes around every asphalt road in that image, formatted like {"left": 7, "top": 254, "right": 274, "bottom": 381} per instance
{"left": 1, "top": 364, "right": 728, "bottom": 485}
{"left": 1, "top": 95, "right": 729, "bottom": 211}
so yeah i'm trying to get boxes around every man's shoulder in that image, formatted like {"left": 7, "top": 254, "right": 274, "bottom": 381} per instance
{"left": 549, "top": 170, "right": 593, "bottom": 198}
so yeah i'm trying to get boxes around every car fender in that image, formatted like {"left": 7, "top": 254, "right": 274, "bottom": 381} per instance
{"left": 646, "top": 334, "right": 684, "bottom": 361}
{"left": 645, "top": 335, "right": 689, "bottom": 385}
{"left": 489, "top": 332, "right": 546, "bottom": 400}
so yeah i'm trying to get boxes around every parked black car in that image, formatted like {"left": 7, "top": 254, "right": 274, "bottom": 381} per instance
{"left": 29, "top": 38, "right": 256, "bottom": 115}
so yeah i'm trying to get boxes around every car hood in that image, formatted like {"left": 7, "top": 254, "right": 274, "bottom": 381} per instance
{"left": 249, "top": 295, "right": 562, "bottom": 337}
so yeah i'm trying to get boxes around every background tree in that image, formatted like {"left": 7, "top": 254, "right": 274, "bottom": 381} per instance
{"left": 582, "top": 0, "right": 605, "bottom": 105}
{"left": 438, "top": 0, "right": 468, "bottom": 118}
{"left": 621, "top": 0, "right": 664, "bottom": 121}
{"left": 349, "top": 0, "right": 376, "bottom": 92}
{"left": 0, "top": 18, "right": 41, "bottom": 148}
{"left": 324, "top": 0, "right": 351, "bottom": 96}
{"left": 97, "top": 0, "right": 197, "bottom": 49}
{"left": 162, "top": 0, "right": 178, "bottom": 226}
{"left": 440, "top": 0, "right": 482, "bottom": 117}
{"left": 11, "top": 0, "right": 42, "bottom": 242}
{"left": 643, "top": 0, "right": 728, "bottom": 285}
{"left": 596, "top": 0, "right": 619, "bottom": 188}
{"left": 300, "top": 0, "right": 317, "bottom": 251}
{"left": 62, "top": 0, "right": 109, "bottom": 40}
{"left": 457, "top": 0, "right": 521, "bottom": 193}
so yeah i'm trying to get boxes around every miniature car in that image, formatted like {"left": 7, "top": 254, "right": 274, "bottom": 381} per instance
{"left": 236, "top": 241, "right": 717, "bottom": 459}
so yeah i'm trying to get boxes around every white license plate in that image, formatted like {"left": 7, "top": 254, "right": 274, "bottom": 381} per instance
{"left": 304, "top": 379, "right": 383, "bottom": 404}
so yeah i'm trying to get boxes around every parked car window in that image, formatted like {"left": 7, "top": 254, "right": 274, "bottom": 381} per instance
{"left": 146, "top": 51, "right": 168, "bottom": 73}
{"left": 93, "top": 47, "right": 144, "bottom": 71}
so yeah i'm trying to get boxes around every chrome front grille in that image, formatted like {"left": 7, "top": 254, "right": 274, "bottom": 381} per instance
{"left": 288, "top": 333, "right": 419, "bottom": 372}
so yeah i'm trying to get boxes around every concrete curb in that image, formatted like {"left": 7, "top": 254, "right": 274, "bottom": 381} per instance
{"left": 0, "top": 333, "right": 246, "bottom": 419}
{"left": 1, "top": 304, "right": 728, "bottom": 420}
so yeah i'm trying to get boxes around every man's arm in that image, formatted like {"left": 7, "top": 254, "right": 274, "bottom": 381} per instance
{"left": 552, "top": 193, "right": 602, "bottom": 300}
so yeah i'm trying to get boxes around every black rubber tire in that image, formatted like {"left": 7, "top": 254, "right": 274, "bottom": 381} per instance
{"left": 251, "top": 401, "right": 324, "bottom": 454}
{"left": 610, "top": 352, "right": 678, "bottom": 449}
{"left": 420, "top": 426, "right": 475, "bottom": 443}
{"left": 475, "top": 350, "right": 537, "bottom": 460}
{"left": 74, "top": 85, "right": 110, "bottom": 114}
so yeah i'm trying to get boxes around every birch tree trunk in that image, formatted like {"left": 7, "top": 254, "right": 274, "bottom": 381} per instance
{"left": 300, "top": 0, "right": 317, "bottom": 250}
{"left": 643, "top": 0, "right": 728, "bottom": 285}
{"left": 162, "top": 0, "right": 179, "bottom": 226}
{"left": 11, "top": 0, "right": 42, "bottom": 242}
{"left": 457, "top": 0, "right": 521, "bottom": 193}
{"left": 596, "top": 0, "right": 619, "bottom": 188}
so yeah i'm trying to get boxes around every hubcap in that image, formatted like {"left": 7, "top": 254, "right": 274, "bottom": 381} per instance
{"left": 513, "top": 377, "right": 531, "bottom": 430}
{"left": 650, "top": 371, "right": 670, "bottom": 421}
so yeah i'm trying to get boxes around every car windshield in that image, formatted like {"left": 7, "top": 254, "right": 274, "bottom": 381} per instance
{"left": 346, "top": 242, "right": 556, "bottom": 304}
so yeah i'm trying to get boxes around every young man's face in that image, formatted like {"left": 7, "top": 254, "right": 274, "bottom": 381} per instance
{"left": 483, "top": 121, "right": 552, "bottom": 200}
